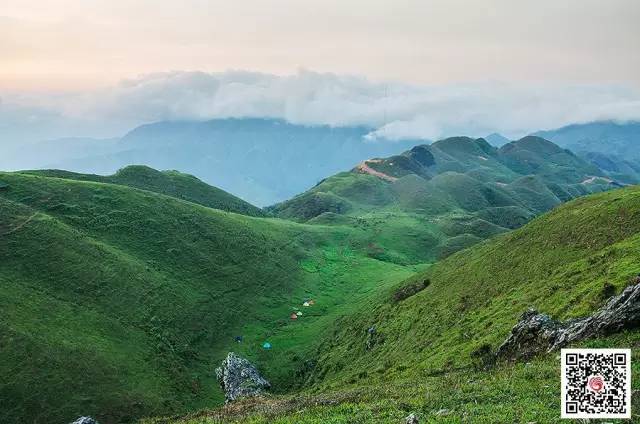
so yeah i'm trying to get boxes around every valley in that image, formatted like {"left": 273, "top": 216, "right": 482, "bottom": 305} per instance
{"left": 150, "top": 181, "right": 640, "bottom": 423}
{"left": 1, "top": 133, "right": 639, "bottom": 423}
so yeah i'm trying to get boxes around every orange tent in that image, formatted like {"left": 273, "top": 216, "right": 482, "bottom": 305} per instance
{"left": 290, "top": 313, "right": 298, "bottom": 320}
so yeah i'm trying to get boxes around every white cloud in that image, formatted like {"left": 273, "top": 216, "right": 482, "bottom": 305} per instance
{"left": 2, "top": 70, "right": 640, "bottom": 144}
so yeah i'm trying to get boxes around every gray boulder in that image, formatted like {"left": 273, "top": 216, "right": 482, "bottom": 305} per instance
{"left": 215, "top": 352, "right": 270, "bottom": 403}
{"left": 497, "top": 282, "right": 640, "bottom": 360}
{"left": 70, "top": 418, "right": 98, "bottom": 424}
{"left": 495, "top": 308, "right": 564, "bottom": 360}
{"left": 365, "top": 326, "right": 384, "bottom": 350}
{"left": 405, "top": 413, "right": 419, "bottom": 423}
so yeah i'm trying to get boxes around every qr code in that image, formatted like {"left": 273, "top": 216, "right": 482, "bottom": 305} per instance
{"left": 561, "top": 348, "right": 631, "bottom": 419}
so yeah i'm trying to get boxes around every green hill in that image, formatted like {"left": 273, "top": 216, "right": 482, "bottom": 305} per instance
{"left": 0, "top": 171, "right": 417, "bottom": 423}
{"left": 20, "top": 165, "right": 266, "bottom": 217}
{"left": 1, "top": 147, "right": 636, "bottom": 423}
{"left": 162, "top": 185, "right": 640, "bottom": 423}
{"left": 269, "top": 136, "right": 619, "bottom": 263}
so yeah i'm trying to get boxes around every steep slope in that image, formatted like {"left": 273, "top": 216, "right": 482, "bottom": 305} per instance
{"left": 310, "top": 185, "right": 640, "bottom": 385}
{"left": 0, "top": 172, "right": 415, "bottom": 424}
{"left": 270, "top": 136, "right": 620, "bottom": 263}
{"left": 38, "top": 118, "right": 423, "bottom": 206}
{"left": 164, "top": 185, "right": 640, "bottom": 423}
{"left": 20, "top": 165, "right": 265, "bottom": 217}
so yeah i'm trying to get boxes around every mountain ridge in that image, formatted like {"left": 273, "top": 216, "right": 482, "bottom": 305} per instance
{"left": 19, "top": 165, "right": 265, "bottom": 217}
{"left": 269, "top": 136, "right": 619, "bottom": 263}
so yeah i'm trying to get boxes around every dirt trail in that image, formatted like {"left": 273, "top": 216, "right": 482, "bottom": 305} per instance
{"left": 581, "top": 175, "right": 613, "bottom": 184}
{"left": 1, "top": 213, "right": 38, "bottom": 236}
{"left": 354, "top": 160, "right": 398, "bottom": 182}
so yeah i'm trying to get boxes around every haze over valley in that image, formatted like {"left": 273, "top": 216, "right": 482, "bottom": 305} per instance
{"left": 2, "top": 1, "right": 640, "bottom": 423}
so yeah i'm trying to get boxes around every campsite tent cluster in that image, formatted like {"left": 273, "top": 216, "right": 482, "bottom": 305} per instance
{"left": 235, "top": 299, "right": 316, "bottom": 350}
{"left": 290, "top": 299, "right": 315, "bottom": 320}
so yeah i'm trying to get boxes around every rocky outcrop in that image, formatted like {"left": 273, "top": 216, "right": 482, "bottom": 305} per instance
{"left": 405, "top": 413, "right": 419, "bottom": 423}
{"left": 365, "top": 326, "right": 384, "bottom": 350}
{"left": 215, "top": 352, "right": 271, "bottom": 403}
{"left": 392, "top": 279, "right": 430, "bottom": 303}
{"left": 494, "top": 308, "right": 564, "bottom": 360}
{"left": 496, "top": 282, "right": 640, "bottom": 360}
{"left": 70, "top": 417, "right": 98, "bottom": 424}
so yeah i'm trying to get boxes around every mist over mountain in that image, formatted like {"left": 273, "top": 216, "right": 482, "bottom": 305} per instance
{"left": 4, "top": 0, "right": 640, "bottom": 422}
{"left": 535, "top": 121, "right": 640, "bottom": 158}
{"left": 32, "top": 118, "right": 422, "bottom": 206}
{"left": 3, "top": 70, "right": 640, "bottom": 146}
{"left": 534, "top": 121, "right": 640, "bottom": 183}
{"left": 5, "top": 118, "right": 640, "bottom": 206}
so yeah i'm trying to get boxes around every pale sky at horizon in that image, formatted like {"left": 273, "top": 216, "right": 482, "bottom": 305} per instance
{"left": 2, "top": 0, "right": 640, "bottom": 92}
{"left": 2, "top": 0, "right": 640, "bottom": 144}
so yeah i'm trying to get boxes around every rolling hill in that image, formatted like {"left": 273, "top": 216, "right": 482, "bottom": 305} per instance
{"left": 0, "top": 139, "right": 634, "bottom": 423}
{"left": 160, "top": 184, "right": 640, "bottom": 423}
{"left": 0, "top": 169, "right": 418, "bottom": 423}
{"left": 270, "top": 136, "right": 620, "bottom": 263}
{"left": 19, "top": 165, "right": 266, "bottom": 217}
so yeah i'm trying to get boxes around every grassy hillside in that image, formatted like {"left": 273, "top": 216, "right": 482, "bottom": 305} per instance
{"left": 161, "top": 185, "right": 640, "bottom": 423}
{"left": 2, "top": 149, "right": 635, "bottom": 423}
{"left": 20, "top": 165, "right": 265, "bottom": 217}
{"left": 269, "top": 136, "right": 618, "bottom": 264}
{"left": 0, "top": 171, "right": 417, "bottom": 424}
{"left": 308, "top": 185, "right": 640, "bottom": 384}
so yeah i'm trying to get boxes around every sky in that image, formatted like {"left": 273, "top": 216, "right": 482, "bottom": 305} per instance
{"left": 1, "top": 0, "right": 640, "bottom": 142}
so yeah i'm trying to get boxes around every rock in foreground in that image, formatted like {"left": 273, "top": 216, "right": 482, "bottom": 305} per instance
{"left": 215, "top": 352, "right": 271, "bottom": 403}
{"left": 496, "top": 282, "right": 640, "bottom": 360}
{"left": 70, "top": 417, "right": 98, "bottom": 424}
{"left": 405, "top": 413, "right": 419, "bottom": 423}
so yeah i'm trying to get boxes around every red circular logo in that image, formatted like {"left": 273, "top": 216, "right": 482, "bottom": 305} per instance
{"left": 588, "top": 375, "right": 605, "bottom": 392}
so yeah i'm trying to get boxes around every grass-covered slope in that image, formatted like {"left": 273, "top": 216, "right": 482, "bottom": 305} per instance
{"left": 309, "top": 185, "right": 640, "bottom": 385}
{"left": 20, "top": 165, "right": 265, "bottom": 216}
{"left": 269, "top": 136, "right": 619, "bottom": 264}
{"left": 164, "top": 185, "right": 640, "bottom": 423}
{"left": 0, "top": 171, "right": 416, "bottom": 424}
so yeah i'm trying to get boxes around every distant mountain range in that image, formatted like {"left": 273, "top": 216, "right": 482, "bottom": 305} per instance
{"left": 21, "top": 119, "right": 422, "bottom": 206}
{"left": 2, "top": 119, "right": 639, "bottom": 206}
{"left": 534, "top": 120, "right": 640, "bottom": 183}
{"left": 484, "top": 132, "right": 511, "bottom": 146}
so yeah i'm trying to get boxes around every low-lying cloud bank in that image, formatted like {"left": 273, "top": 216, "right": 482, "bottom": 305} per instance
{"left": 2, "top": 69, "right": 640, "bottom": 144}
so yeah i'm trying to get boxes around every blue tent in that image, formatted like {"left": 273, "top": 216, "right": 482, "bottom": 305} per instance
{"left": 262, "top": 341, "right": 272, "bottom": 349}
{"left": 235, "top": 335, "right": 243, "bottom": 343}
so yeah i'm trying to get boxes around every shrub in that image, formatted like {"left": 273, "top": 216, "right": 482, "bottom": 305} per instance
{"left": 392, "top": 279, "right": 431, "bottom": 302}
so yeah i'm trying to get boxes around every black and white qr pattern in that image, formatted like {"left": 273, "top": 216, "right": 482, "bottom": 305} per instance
{"left": 561, "top": 348, "right": 631, "bottom": 419}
